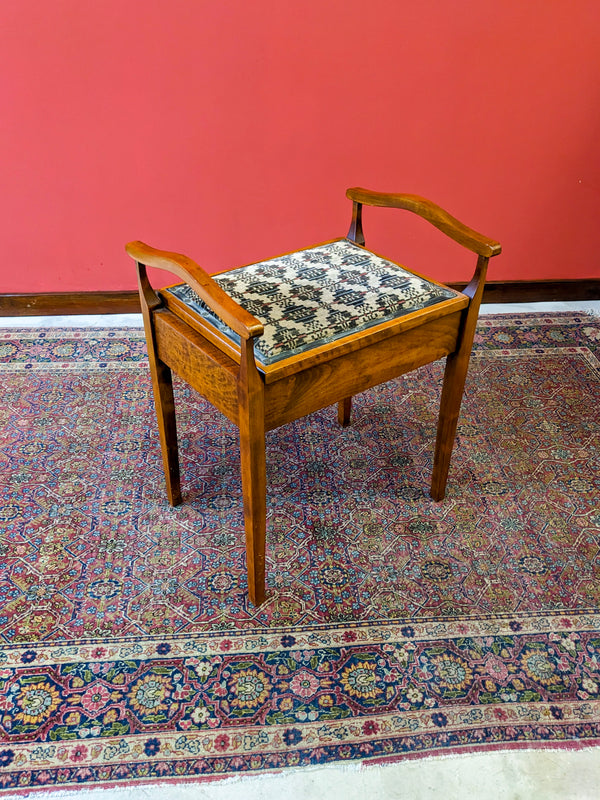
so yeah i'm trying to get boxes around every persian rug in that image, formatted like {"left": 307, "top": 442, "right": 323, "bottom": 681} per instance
{"left": 0, "top": 311, "right": 599, "bottom": 795}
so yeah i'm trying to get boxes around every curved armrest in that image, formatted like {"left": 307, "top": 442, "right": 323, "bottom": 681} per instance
{"left": 346, "top": 187, "right": 501, "bottom": 258}
{"left": 125, "top": 241, "right": 264, "bottom": 340}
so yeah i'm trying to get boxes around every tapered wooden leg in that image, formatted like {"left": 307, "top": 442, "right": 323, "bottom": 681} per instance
{"left": 238, "top": 340, "right": 267, "bottom": 606}
{"left": 136, "top": 260, "right": 182, "bottom": 508}
{"left": 430, "top": 351, "right": 470, "bottom": 501}
{"left": 239, "top": 417, "right": 266, "bottom": 606}
{"left": 338, "top": 397, "right": 352, "bottom": 427}
{"left": 148, "top": 355, "right": 182, "bottom": 507}
{"left": 431, "top": 255, "right": 489, "bottom": 502}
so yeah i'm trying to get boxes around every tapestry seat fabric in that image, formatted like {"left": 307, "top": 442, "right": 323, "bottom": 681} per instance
{"left": 165, "top": 239, "right": 457, "bottom": 365}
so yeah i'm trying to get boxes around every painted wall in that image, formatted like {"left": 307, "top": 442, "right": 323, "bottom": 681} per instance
{"left": 1, "top": 0, "right": 599, "bottom": 293}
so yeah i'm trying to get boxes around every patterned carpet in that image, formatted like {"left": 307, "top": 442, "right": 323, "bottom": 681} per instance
{"left": 0, "top": 312, "right": 599, "bottom": 793}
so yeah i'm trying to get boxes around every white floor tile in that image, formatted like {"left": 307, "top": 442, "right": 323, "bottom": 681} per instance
{"left": 1, "top": 302, "right": 598, "bottom": 330}
{"left": 3, "top": 748, "right": 599, "bottom": 799}
{"left": 0, "top": 313, "right": 144, "bottom": 328}
{"left": 479, "top": 301, "right": 600, "bottom": 315}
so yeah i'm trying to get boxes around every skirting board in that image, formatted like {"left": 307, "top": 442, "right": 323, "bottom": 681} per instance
{"left": 1, "top": 280, "right": 599, "bottom": 316}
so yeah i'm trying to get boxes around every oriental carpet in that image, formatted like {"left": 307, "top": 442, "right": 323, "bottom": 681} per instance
{"left": 0, "top": 312, "right": 599, "bottom": 794}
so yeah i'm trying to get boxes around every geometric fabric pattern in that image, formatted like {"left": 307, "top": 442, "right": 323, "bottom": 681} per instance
{"left": 166, "top": 240, "right": 458, "bottom": 364}
{"left": 0, "top": 313, "right": 599, "bottom": 792}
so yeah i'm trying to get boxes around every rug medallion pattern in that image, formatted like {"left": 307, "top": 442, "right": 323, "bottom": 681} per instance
{"left": 0, "top": 313, "right": 599, "bottom": 792}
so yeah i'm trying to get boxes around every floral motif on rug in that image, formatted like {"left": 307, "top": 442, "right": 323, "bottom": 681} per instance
{"left": 0, "top": 312, "right": 599, "bottom": 793}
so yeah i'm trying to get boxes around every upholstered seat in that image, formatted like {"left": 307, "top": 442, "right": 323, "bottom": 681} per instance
{"left": 126, "top": 187, "right": 501, "bottom": 606}
{"left": 165, "top": 240, "right": 458, "bottom": 366}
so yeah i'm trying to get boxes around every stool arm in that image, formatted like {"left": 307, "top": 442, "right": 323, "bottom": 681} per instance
{"left": 125, "top": 241, "right": 264, "bottom": 340}
{"left": 346, "top": 187, "right": 502, "bottom": 258}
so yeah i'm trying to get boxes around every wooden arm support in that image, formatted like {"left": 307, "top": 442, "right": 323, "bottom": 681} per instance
{"left": 125, "top": 240, "right": 264, "bottom": 340}
{"left": 346, "top": 187, "right": 502, "bottom": 259}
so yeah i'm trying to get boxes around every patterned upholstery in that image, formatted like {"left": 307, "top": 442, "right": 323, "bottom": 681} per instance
{"left": 166, "top": 240, "right": 457, "bottom": 366}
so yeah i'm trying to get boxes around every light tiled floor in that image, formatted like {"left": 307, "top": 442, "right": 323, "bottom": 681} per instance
{"left": 1, "top": 300, "right": 598, "bottom": 330}
{"left": 2, "top": 302, "right": 599, "bottom": 799}
{"left": 1, "top": 748, "right": 596, "bottom": 800}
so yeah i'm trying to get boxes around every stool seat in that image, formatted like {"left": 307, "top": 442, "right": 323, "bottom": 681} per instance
{"left": 165, "top": 240, "right": 458, "bottom": 367}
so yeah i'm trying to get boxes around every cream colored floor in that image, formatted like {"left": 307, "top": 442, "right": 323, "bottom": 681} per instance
{"left": 2, "top": 302, "right": 599, "bottom": 799}
{"left": 2, "top": 300, "right": 599, "bottom": 329}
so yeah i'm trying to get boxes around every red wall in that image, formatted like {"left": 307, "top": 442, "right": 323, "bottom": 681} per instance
{"left": 2, "top": 0, "right": 599, "bottom": 293}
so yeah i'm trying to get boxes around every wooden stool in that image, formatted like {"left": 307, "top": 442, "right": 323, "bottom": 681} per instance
{"left": 126, "top": 188, "right": 501, "bottom": 606}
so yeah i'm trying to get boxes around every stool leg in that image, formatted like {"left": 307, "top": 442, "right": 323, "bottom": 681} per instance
{"left": 238, "top": 341, "right": 267, "bottom": 606}
{"left": 431, "top": 255, "right": 488, "bottom": 501}
{"left": 148, "top": 354, "right": 182, "bottom": 508}
{"left": 338, "top": 397, "right": 352, "bottom": 426}
{"left": 137, "top": 262, "right": 182, "bottom": 507}
{"left": 430, "top": 350, "right": 469, "bottom": 501}
{"left": 239, "top": 419, "right": 266, "bottom": 607}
